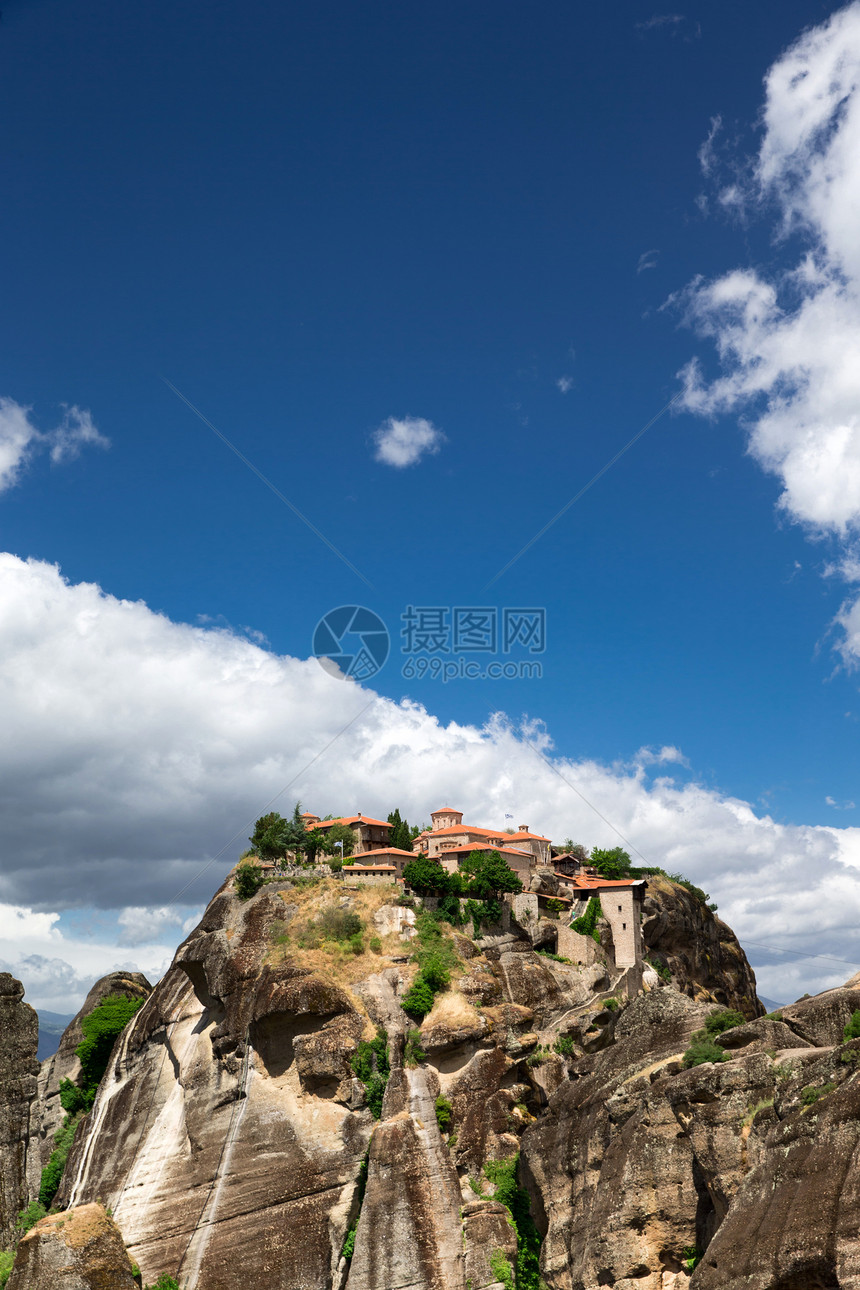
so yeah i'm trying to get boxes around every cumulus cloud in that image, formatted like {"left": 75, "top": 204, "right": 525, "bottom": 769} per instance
{"left": 0, "top": 398, "right": 108, "bottom": 493}
{"left": 372, "top": 415, "right": 445, "bottom": 468}
{"left": 0, "top": 553, "right": 859, "bottom": 1007}
{"left": 674, "top": 2, "right": 860, "bottom": 659}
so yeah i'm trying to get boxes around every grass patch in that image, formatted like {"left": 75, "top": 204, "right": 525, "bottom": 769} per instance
{"left": 801, "top": 1082, "right": 836, "bottom": 1107}
{"left": 482, "top": 1155, "right": 543, "bottom": 1290}
{"left": 351, "top": 1030, "right": 390, "bottom": 1118}
{"left": 682, "top": 1034, "right": 729, "bottom": 1068}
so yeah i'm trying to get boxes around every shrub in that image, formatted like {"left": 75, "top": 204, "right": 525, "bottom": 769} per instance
{"left": 76, "top": 994, "right": 144, "bottom": 1100}
{"left": 682, "top": 1246, "right": 703, "bottom": 1272}
{"left": 235, "top": 860, "right": 265, "bottom": 900}
{"left": 839, "top": 1045, "right": 860, "bottom": 1064}
{"left": 341, "top": 1225, "right": 357, "bottom": 1261}
{"left": 801, "top": 1082, "right": 836, "bottom": 1106}
{"left": 843, "top": 1010, "right": 860, "bottom": 1041}
{"left": 603, "top": 998, "right": 620, "bottom": 1012}
{"left": 0, "top": 1251, "right": 14, "bottom": 1290}
{"left": 571, "top": 896, "right": 601, "bottom": 943}
{"left": 404, "top": 1028, "right": 426, "bottom": 1066}
{"left": 351, "top": 1030, "right": 390, "bottom": 1118}
{"left": 763, "top": 1011, "right": 784, "bottom": 1022}
{"left": 402, "top": 976, "right": 436, "bottom": 1019}
{"left": 682, "top": 1034, "right": 730, "bottom": 1068}
{"left": 483, "top": 1155, "right": 543, "bottom": 1290}
{"left": 704, "top": 1009, "right": 746, "bottom": 1036}
{"left": 16, "top": 1200, "right": 46, "bottom": 1233}
{"left": 318, "top": 907, "right": 363, "bottom": 941}
{"left": 544, "top": 898, "right": 566, "bottom": 919}
{"left": 525, "top": 1046, "right": 548, "bottom": 1067}
{"left": 59, "top": 1076, "right": 92, "bottom": 1116}
{"left": 144, "top": 1279, "right": 181, "bottom": 1290}
{"left": 647, "top": 956, "right": 672, "bottom": 982}
{"left": 369, "top": 936, "right": 382, "bottom": 953}
{"left": 489, "top": 1248, "right": 515, "bottom": 1290}
{"left": 39, "top": 1112, "right": 81, "bottom": 1207}
{"left": 553, "top": 1035, "right": 575, "bottom": 1056}
{"left": 536, "top": 950, "right": 571, "bottom": 964}
{"left": 435, "top": 1095, "right": 453, "bottom": 1131}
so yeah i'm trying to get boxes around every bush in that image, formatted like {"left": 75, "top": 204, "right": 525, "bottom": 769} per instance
{"left": 489, "top": 1248, "right": 515, "bottom": 1290}
{"left": 16, "top": 1200, "right": 46, "bottom": 1233}
{"left": 603, "top": 998, "right": 620, "bottom": 1012}
{"left": 144, "top": 1279, "right": 181, "bottom": 1290}
{"left": 553, "top": 1035, "right": 575, "bottom": 1056}
{"left": 369, "top": 936, "right": 382, "bottom": 953}
{"left": 536, "top": 950, "right": 571, "bottom": 964}
{"left": 435, "top": 1095, "right": 452, "bottom": 1131}
{"left": 351, "top": 1030, "right": 390, "bottom": 1118}
{"left": 682, "top": 1246, "right": 703, "bottom": 1272}
{"left": 235, "top": 860, "right": 265, "bottom": 900}
{"left": 801, "top": 1082, "right": 836, "bottom": 1106}
{"left": 704, "top": 1009, "right": 746, "bottom": 1036}
{"left": 404, "top": 1028, "right": 426, "bottom": 1066}
{"left": 839, "top": 1045, "right": 860, "bottom": 1064}
{"left": 39, "top": 1112, "right": 81, "bottom": 1208}
{"left": 402, "top": 976, "right": 436, "bottom": 1019}
{"left": 682, "top": 1034, "right": 730, "bottom": 1068}
{"left": 318, "top": 907, "right": 363, "bottom": 941}
{"left": 843, "top": 1010, "right": 860, "bottom": 1041}
{"left": 59, "top": 1076, "right": 92, "bottom": 1116}
{"left": 647, "top": 956, "right": 672, "bottom": 982}
{"left": 76, "top": 994, "right": 144, "bottom": 1100}
{"left": 571, "top": 896, "right": 601, "bottom": 943}
{"left": 482, "top": 1155, "right": 543, "bottom": 1290}
{"left": 0, "top": 1251, "right": 13, "bottom": 1289}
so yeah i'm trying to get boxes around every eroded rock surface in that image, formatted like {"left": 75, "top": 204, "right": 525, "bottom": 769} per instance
{"left": 0, "top": 973, "right": 40, "bottom": 1246}
{"left": 7, "top": 1202, "right": 138, "bottom": 1290}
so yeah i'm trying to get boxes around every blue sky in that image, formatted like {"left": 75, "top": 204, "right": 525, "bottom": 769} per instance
{"left": 2, "top": 0, "right": 860, "bottom": 1010}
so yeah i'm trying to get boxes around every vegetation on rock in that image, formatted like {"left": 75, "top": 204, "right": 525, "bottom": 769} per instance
{"left": 482, "top": 1155, "right": 544, "bottom": 1290}
{"left": 350, "top": 1029, "right": 390, "bottom": 1118}
{"left": 235, "top": 860, "right": 265, "bottom": 900}
{"left": 571, "top": 896, "right": 602, "bottom": 943}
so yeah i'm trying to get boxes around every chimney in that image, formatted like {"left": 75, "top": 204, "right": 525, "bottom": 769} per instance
{"left": 519, "top": 824, "right": 529, "bottom": 833}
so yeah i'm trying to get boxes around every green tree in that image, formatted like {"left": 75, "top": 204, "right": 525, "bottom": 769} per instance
{"left": 249, "top": 811, "right": 291, "bottom": 861}
{"left": 843, "top": 1010, "right": 860, "bottom": 1041}
{"left": 402, "top": 856, "right": 452, "bottom": 895}
{"left": 460, "top": 851, "right": 523, "bottom": 900}
{"left": 235, "top": 861, "right": 264, "bottom": 900}
{"left": 283, "top": 801, "right": 309, "bottom": 855}
{"left": 323, "top": 822, "right": 359, "bottom": 859}
{"left": 387, "top": 808, "right": 414, "bottom": 852}
{"left": 303, "top": 827, "right": 327, "bottom": 863}
{"left": 590, "top": 846, "right": 632, "bottom": 880}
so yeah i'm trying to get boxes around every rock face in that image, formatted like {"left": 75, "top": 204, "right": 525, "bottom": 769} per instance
{"left": 642, "top": 874, "right": 761, "bottom": 1017}
{"left": 8, "top": 1202, "right": 139, "bottom": 1290}
{"left": 0, "top": 973, "right": 40, "bottom": 1246}
{"left": 48, "top": 868, "right": 859, "bottom": 1290}
{"left": 36, "top": 969, "right": 151, "bottom": 1164}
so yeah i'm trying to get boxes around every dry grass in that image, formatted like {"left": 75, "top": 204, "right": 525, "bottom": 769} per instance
{"left": 420, "top": 990, "right": 481, "bottom": 1033}
{"left": 265, "top": 879, "right": 412, "bottom": 987}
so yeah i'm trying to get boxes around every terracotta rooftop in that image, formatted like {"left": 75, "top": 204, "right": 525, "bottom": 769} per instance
{"left": 566, "top": 874, "right": 645, "bottom": 890}
{"left": 431, "top": 807, "right": 461, "bottom": 815}
{"left": 445, "top": 842, "right": 533, "bottom": 859}
{"left": 311, "top": 815, "right": 391, "bottom": 830}
{"left": 430, "top": 824, "right": 509, "bottom": 839}
{"left": 342, "top": 863, "right": 397, "bottom": 872}
{"left": 344, "top": 847, "right": 416, "bottom": 859}
{"left": 506, "top": 829, "right": 551, "bottom": 842}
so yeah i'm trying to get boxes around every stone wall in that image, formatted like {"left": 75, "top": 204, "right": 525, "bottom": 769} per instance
{"left": 556, "top": 924, "right": 606, "bottom": 967}
{"left": 598, "top": 888, "right": 642, "bottom": 968}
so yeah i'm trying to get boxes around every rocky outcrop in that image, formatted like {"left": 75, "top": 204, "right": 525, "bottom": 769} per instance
{"left": 36, "top": 970, "right": 151, "bottom": 1164}
{"left": 7, "top": 1202, "right": 139, "bottom": 1290}
{"left": 642, "top": 874, "right": 761, "bottom": 1018}
{"left": 0, "top": 973, "right": 40, "bottom": 1246}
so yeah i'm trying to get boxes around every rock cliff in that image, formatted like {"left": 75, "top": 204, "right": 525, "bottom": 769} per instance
{"left": 20, "top": 867, "right": 859, "bottom": 1290}
{"left": 0, "top": 974, "right": 41, "bottom": 1247}
{"left": 7, "top": 1202, "right": 139, "bottom": 1290}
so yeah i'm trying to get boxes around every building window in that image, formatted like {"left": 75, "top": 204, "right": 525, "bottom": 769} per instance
{"left": 622, "top": 923, "right": 626, "bottom": 930}
{"left": 618, "top": 905, "right": 622, "bottom": 911}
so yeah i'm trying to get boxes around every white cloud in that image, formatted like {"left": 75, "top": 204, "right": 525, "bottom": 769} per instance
{"left": 0, "top": 553, "right": 859, "bottom": 1009}
{"left": 0, "top": 398, "right": 108, "bottom": 493}
{"left": 674, "top": 3, "right": 860, "bottom": 658}
{"left": 372, "top": 415, "right": 445, "bottom": 468}
{"left": 637, "top": 249, "right": 660, "bottom": 274}
{"left": 697, "top": 115, "right": 722, "bottom": 177}
{"left": 636, "top": 13, "right": 685, "bottom": 32}
{"left": 556, "top": 376, "right": 574, "bottom": 394}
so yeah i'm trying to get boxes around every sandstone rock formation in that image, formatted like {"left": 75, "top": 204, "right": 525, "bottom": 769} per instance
{"left": 36, "top": 969, "right": 151, "bottom": 1164}
{"left": 0, "top": 973, "right": 40, "bottom": 1246}
{"left": 7, "top": 1202, "right": 139, "bottom": 1290}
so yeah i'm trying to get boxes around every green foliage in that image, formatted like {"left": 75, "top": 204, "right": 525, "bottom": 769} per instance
{"left": 249, "top": 810, "right": 297, "bottom": 861}
{"left": 402, "top": 856, "right": 452, "bottom": 895}
{"left": 460, "top": 850, "right": 523, "bottom": 900}
{"left": 763, "top": 1011, "right": 784, "bottom": 1021}
{"left": 571, "top": 896, "right": 601, "bottom": 943}
{"left": 59, "top": 1076, "right": 93, "bottom": 1115}
{"left": 704, "top": 1009, "right": 746, "bottom": 1036}
{"left": 553, "top": 1035, "right": 575, "bottom": 1056}
{"left": 682, "top": 1034, "right": 730, "bottom": 1068}
{"left": 369, "top": 936, "right": 382, "bottom": 953}
{"left": 144, "top": 1279, "right": 181, "bottom": 1290}
{"left": 322, "top": 822, "right": 360, "bottom": 857}
{"left": 603, "top": 998, "right": 620, "bottom": 1012}
{"left": 435, "top": 1095, "right": 453, "bottom": 1131}
{"left": 435, "top": 892, "right": 464, "bottom": 925}
{"left": 351, "top": 1030, "right": 390, "bottom": 1118}
{"left": 801, "top": 1082, "right": 836, "bottom": 1106}
{"left": 536, "top": 950, "right": 571, "bottom": 964}
{"left": 526, "top": 1046, "right": 550, "bottom": 1067}
{"left": 839, "top": 1045, "right": 860, "bottom": 1064}
{"left": 404, "top": 1027, "right": 426, "bottom": 1066}
{"left": 468, "top": 1175, "right": 485, "bottom": 1197}
{"left": 402, "top": 976, "right": 436, "bottom": 1019}
{"left": 483, "top": 1155, "right": 543, "bottom": 1290}
{"left": 666, "top": 871, "right": 713, "bottom": 907}
{"left": 341, "top": 1226, "right": 357, "bottom": 1261}
{"left": 39, "top": 1112, "right": 81, "bottom": 1208}
{"left": 589, "top": 847, "right": 631, "bottom": 879}
{"left": 235, "top": 860, "right": 265, "bottom": 899}
{"left": 340, "top": 1153, "right": 369, "bottom": 1263}
{"left": 317, "top": 907, "right": 363, "bottom": 941}
{"left": 843, "top": 1010, "right": 860, "bottom": 1041}
{"left": 0, "top": 1251, "right": 14, "bottom": 1289}
{"left": 387, "top": 808, "right": 414, "bottom": 852}
{"left": 76, "top": 994, "right": 144, "bottom": 1098}
{"left": 647, "top": 956, "right": 672, "bottom": 982}
{"left": 16, "top": 1200, "right": 46, "bottom": 1233}
{"left": 544, "top": 898, "right": 566, "bottom": 919}
{"left": 682, "top": 1246, "right": 703, "bottom": 1272}
{"left": 489, "top": 1248, "right": 516, "bottom": 1290}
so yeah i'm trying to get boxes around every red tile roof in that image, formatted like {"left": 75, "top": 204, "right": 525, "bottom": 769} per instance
{"left": 567, "top": 875, "right": 643, "bottom": 890}
{"left": 344, "top": 847, "right": 415, "bottom": 859}
{"left": 431, "top": 807, "right": 461, "bottom": 815}
{"left": 445, "top": 842, "right": 533, "bottom": 859}
{"left": 343, "top": 863, "right": 397, "bottom": 872}
{"left": 312, "top": 815, "right": 391, "bottom": 830}
{"left": 429, "top": 825, "right": 508, "bottom": 839}
{"left": 506, "top": 830, "right": 551, "bottom": 842}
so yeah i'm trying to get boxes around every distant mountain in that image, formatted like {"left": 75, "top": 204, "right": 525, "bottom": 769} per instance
{"left": 758, "top": 994, "right": 785, "bottom": 1013}
{"left": 36, "top": 1010, "right": 75, "bottom": 1062}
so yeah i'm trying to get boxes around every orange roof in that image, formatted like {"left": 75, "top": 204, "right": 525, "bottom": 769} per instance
{"left": 344, "top": 847, "right": 415, "bottom": 859}
{"left": 507, "top": 830, "right": 551, "bottom": 842}
{"left": 431, "top": 807, "right": 461, "bottom": 815}
{"left": 312, "top": 815, "right": 391, "bottom": 830}
{"left": 569, "top": 875, "right": 643, "bottom": 890}
{"left": 429, "top": 824, "right": 508, "bottom": 839}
